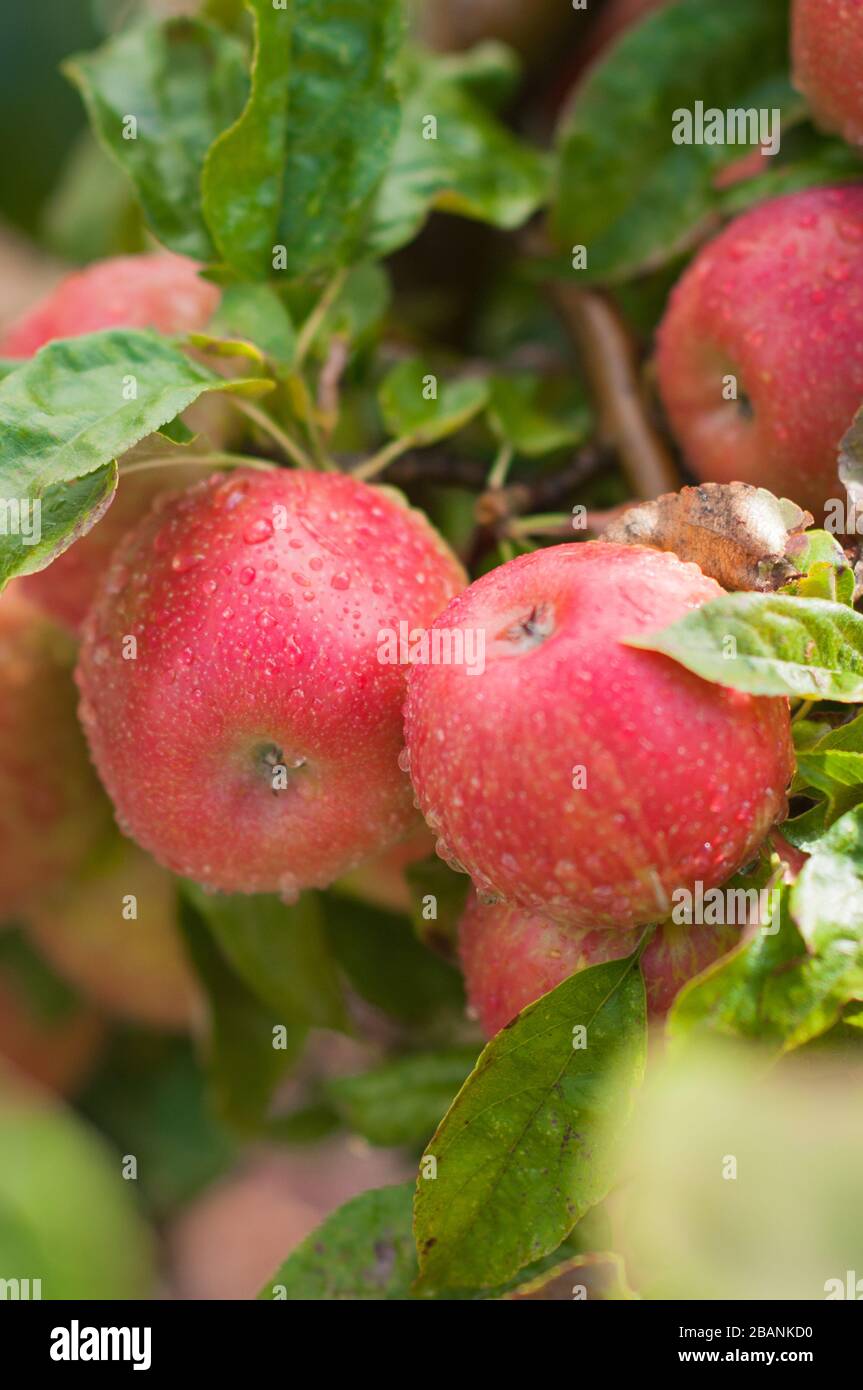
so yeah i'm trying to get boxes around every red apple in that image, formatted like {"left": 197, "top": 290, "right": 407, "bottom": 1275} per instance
{"left": 0, "top": 252, "right": 219, "bottom": 357}
{"left": 404, "top": 543, "right": 793, "bottom": 929}
{"left": 459, "top": 895, "right": 740, "bottom": 1037}
{"left": 76, "top": 469, "right": 465, "bottom": 896}
{"left": 0, "top": 592, "right": 113, "bottom": 922}
{"left": 792, "top": 0, "right": 863, "bottom": 148}
{"left": 3, "top": 253, "right": 220, "bottom": 633}
{"left": 656, "top": 185, "right": 863, "bottom": 518}
{"left": 27, "top": 835, "right": 199, "bottom": 1031}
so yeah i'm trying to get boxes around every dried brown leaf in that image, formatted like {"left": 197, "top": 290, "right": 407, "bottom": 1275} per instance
{"left": 602, "top": 482, "right": 812, "bottom": 592}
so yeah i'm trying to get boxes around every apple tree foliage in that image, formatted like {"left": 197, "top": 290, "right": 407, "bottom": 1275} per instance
{"left": 2, "top": 0, "right": 863, "bottom": 1299}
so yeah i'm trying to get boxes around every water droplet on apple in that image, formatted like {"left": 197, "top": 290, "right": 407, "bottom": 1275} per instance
{"left": 244, "top": 517, "right": 274, "bottom": 544}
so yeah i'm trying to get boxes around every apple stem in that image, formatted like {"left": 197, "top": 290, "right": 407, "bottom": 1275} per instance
{"left": 549, "top": 283, "right": 679, "bottom": 500}
{"left": 293, "top": 269, "right": 349, "bottom": 371}
{"left": 353, "top": 434, "right": 416, "bottom": 481}
{"left": 120, "top": 452, "right": 279, "bottom": 476}
{"left": 508, "top": 512, "right": 574, "bottom": 538}
{"left": 230, "top": 397, "right": 315, "bottom": 470}
{"left": 487, "top": 442, "right": 515, "bottom": 489}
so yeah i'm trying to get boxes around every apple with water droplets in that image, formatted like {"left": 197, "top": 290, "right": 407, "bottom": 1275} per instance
{"left": 403, "top": 542, "right": 793, "bottom": 928}
{"left": 459, "top": 894, "right": 740, "bottom": 1037}
{"left": 3, "top": 253, "right": 221, "bottom": 633}
{"left": 656, "top": 185, "right": 863, "bottom": 518}
{"left": 792, "top": 0, "right": 863, "bottom": 149}
{"left": 76, "top": 469, "right": 465, "bottom": 896}
{"left": 0, "top": 252, "right": 220, "bottom": 358}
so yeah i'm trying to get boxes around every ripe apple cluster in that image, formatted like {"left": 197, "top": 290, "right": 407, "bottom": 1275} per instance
{"left": 1, "top": 228, "right": 801, "bottom": 1047}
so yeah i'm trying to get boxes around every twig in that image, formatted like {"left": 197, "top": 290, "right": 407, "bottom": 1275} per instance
{"left": 475, "top": 443, "right": 609, "bottom": 528}
{"left": 363, "top": 448, "right": 489, "bottom": 489}
{"left": 549, "top": 283, "right": 679, "bottom": 500}
{"left": 317, "top": 335, "right": 350, "bottom": 439}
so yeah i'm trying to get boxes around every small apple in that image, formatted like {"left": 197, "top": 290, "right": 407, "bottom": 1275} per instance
{"left": 0, "top": 252, "right": 219, "bottom": 357}
{"left": 459, "top": 894, "right": 740, "bottom": 1037}
{"left": 27, "top": 834, "right": 199, "bottom": 1031}
{"left": 792, "top": 0, "right": 863, "bottom": 148}
{"left": 404, "top": 543, "right": 793, "bottom": 928}
{"left": 656, "top": 185, "right": 863, "bottom": 518}
{"left": 0, "top": 592, "right": 113, "bottom": 922}
{"left": 77, "top": 469, "right": 465, "bottom": 896}
{"left": 3, "top": 253, "right": 220, "bottom": 633}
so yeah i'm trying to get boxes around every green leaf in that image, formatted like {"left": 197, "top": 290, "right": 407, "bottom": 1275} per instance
{"left": 668, "top": 891, "right": 809, "bottom": 1053}
{"left": 781, "top": 529, "right": 855, "bottom": 605}
{"left": 796, "top": 750, "right": 863, "bottom": 797}
{"left": 65, "top": 17, "right": 249, "bottom": 260}
{"left": 178, "top": 887, "right": 306, "bottom": 1135}
{"left": 626, "top": 592, "right": 863, "bottom": 701}
{"left": 792, "top": 807, "right": 863, "bottom": 981}
{"left": 156, "top": 415, "right": 198, "bottom": 445}
{"left": 781, "top": 801, "right": 828, "bottom": 852}
{"left": 367, "top": 46, "right": 548, "bottom": 258}
{"left": 0, "top": 329, "right": 270, "bottom": 588}
{"left": 78, "top": 1036, "right": 239, "bottom": 1218}
{"left": 413, "top": 953, "right": 647, "bottom": 1292}
{"left": 502, "top": 1250, "right": 638, "bottom": 1301}
{"left": 488, "top": 372, "right": 589, "bottom": 457}
{"left": 208, "top": 282, "right": 297, "bottom": 363}
{"left": 793, "top": 714, "right": 863, "bottom": 821}
{"left": 379, "top": 358, "right": 489, "bottom": 445}
{"left": 267, "top": 1101, "right": 342, "bottom": 1144}
{"left": 322, "top": 895, "right": 464, "bottom": 1025}
{"left": 326, "top": 1048, "right": 479, "bottom": 1147}
{"left": 811, "top": 713, "right": 863, "bottom": 751}
{"left": 182, "top": 884, "right": 347, "bottom": 1033}
{"left": 259, "top": 1183, "right": 420, "bottom": 1300}
{"left": 429, "top": 41, "right": 522, "bottom": 112}
{"left": 202, "top": 0, "right": 404, "bottom": 280}
{"left": 670, "top": 833, "right": 863, "bottom": 1056}
{"left": 552, "top": 0, "right": 798, "bottom": 283}
{"left": 313, "top": 263, "right": 391, "bottom": 350}
{"left": 258, "top": 1182, "right": 612, "bottom": 1300}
